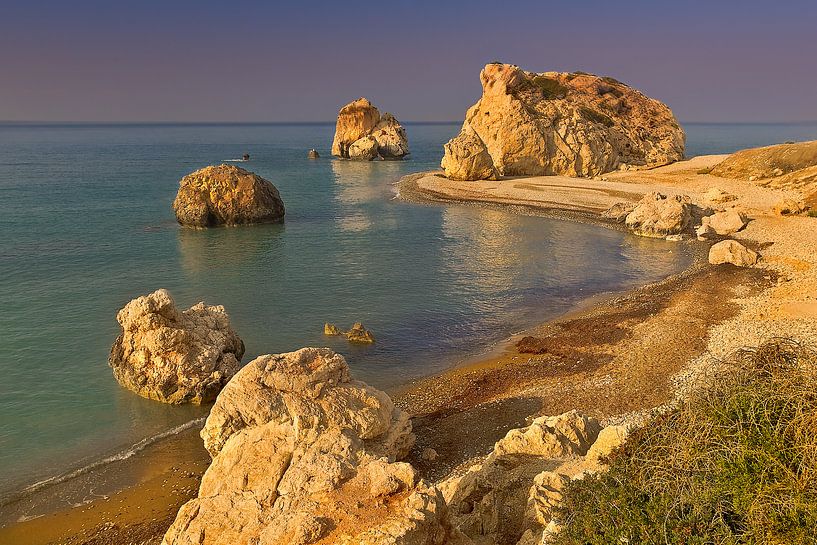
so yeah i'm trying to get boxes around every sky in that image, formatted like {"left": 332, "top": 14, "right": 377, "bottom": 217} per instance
{"left": 1, "top": 0, "right": 815, "bottom": 123}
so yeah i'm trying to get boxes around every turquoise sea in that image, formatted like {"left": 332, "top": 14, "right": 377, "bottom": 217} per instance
{"left": 1, "top": 121, "right": 815, "bottom": 516}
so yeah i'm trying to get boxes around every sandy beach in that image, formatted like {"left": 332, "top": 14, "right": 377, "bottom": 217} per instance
{"left": 5, "top": 152, "right": 815, "bottom": 544}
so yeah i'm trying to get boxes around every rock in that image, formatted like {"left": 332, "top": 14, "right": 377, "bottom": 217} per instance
{"left": 163, "top": 348, "right": 459, "bottom": 545}
{"left": 491, "top": 410, "right": 601, "bottom": 460}
{"left": 421, "top": 448, "right": 439, "bottom": 461}
{"left": 331, "top": 98, "right": 408, "bottom": 160}
{"left": 625, "top": 192, "right": 692, "bottom": 238}
{"left": 585, "top": 424, "right": 629, "bottom": 464}
{"left": 348, "top": 135, "right": 380, "bottom": 161}
{"left": 773, "top": 198, "right": 807, "bottom": 216}
{"left": 709, "top": 240, "right": 759, "bottom": 267}
{"left": 441, "top": 63, "right": 685, "bottom": 180}
{"left": 346, "top": 322, "right": 375, "bottom": 343}
{"left": 440, "top": 123, "right": 500, "bottom": 181}
{"left": 703, "top": 187, "right": 737, "bottom": 204}
{"left": 372, "top": 113, "right": 410, "bottom": 159}
{"left": 711, "top": 140, "right": 817, "bottom": 184}
{"left": 696, "top": 209, "right": 748, "bottom": 238}
{"left": 601, "top": 201, "right": 636, "bottom": 223}
{"left": 324, "top": 323, "right": 341, "bottom": 336}
{"left": 108, "top": 289, "right": 244, "bottom": 404}
{"left": 173, "top": 164, "right": 285, "bottom": 227}
{"left": 308, "top": 149, "right": 320, "bottom": 159}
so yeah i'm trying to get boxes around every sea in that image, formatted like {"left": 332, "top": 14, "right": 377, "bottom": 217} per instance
{"left": 1, "top": 121, "right": 815, "bottom": 521}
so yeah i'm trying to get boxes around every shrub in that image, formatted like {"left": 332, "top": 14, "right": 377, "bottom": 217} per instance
{"left": 553, "top": 339, "right": 817, "bottom": 545}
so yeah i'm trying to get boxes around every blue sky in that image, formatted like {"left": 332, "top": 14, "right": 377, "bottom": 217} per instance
{"left": 1, "top": 0, "right": 815, "bottom": 122}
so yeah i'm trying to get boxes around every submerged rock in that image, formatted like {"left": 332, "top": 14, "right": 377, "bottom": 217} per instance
{"left": 624, "top": 192, "right": 692, "bottom": 238}
{"left": 709, "top": 240, "right": 759, "bottom": 267}
{"left": 173, "top": 164, "right": 285, "bottom": 227}
{"left": 331, "top": 98, "right": 409, "bottom": 160}
{"left": 441, "top": 63, "right": 685, "bottom": 180}
{"left": 163, "top": 348, "right": 459, "bottom": 545}
{"left": 109, "top": 289, "right": 244, "bottom": 404}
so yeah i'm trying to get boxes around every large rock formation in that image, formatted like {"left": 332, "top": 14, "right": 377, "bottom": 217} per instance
{"left": 331, "top": 98, "right": 409, "bottom": 160}
{"left": 441, "top": 63, "right": 685, "bottom": 180}
{"left": 173, "top": 164, "right": 285, "bottom": 227}
{"left": 711, "top": 140, "right": 817, "bottom": 191}
{"left": 163, "top": 348, "right": 459, "bottom": 545}
{"left": 109, "top": 289, "right": 244, "bottom": 404}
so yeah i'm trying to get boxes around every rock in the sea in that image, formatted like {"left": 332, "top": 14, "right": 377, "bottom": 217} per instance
{"left": 696, "top": 209, "right": 748, "bottom": 238}
{"left": 625, "top": 192, "right": 692, "bottom": 238}
{"left": 109, "top": 289, "right": 244, "bottom": 404}
{"left": 346, "top": 322, "right": 375, "bottom": 343}
{"left": 173, "top": 164, "right": 285, "bottom": 227}
{"left": 308, "top": 148, "right": 320, "bottom": 159}
{"left": 324, "top": 322, "right": 341, "bottom": 336}
{"left": 709, "top": 240, "right": 759, "bottom": 267}
{"left": 711, "top": 140, "right": 817, "bottom": 188}
{"left": 440, "top": 123, "right": 499, "bottom": 181}
{"left": 441, "top": 63, "right": 685, "bottom": 180}
{"left": 331, "top": 98, "right": 409, "bottom": 160}
{"left": 348, "top": 135, "right": 380, "bottom": 161}
{"left": 163, "top": 348, "right": 459, "bottom": 545}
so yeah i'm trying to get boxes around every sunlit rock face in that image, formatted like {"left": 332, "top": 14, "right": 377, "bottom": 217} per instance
{"left": 442, "top": 63, "right": 685, "bottom": 180}
{"left": 332, "top": 98, "right": 409, "bottom": 160}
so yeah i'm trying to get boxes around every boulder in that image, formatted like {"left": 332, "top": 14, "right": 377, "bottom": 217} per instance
{"left": 773, "top": 198, "right": 807, "bottom": 216}
{"left": 711, "top": 140, "right": 817, "bottom": 185}
{"left": 702, "top": 187, "right": 737, "bottom": 204}
{"left": 441, "top": 63, "right": 685, "bottom": 180}
{"left": 324, "top": 322, "right": 342, "bottom": 336}
{"left": 348, "top": 135, "right": 380, "bottom": 161}
{"left": 163, "top": 348, "right": 460, "bottom": 545}
{"left": 346, "top": 322, "right": 375, "bottom": 343}
{"left": 709, "top": 240, "right": 759, "bottom": 267}
{"left": 308, "top": 148, "right": 320, "bottom": 159}
{"left": 440, "top": 123, "right": 500, "bottom": 181}
{"left": 173, "top": 164, "right": 285, "bottom": 227}
{"left": 108, "top": 289, "right": 244, "bottom": 404}
{"left": 696, "top": 209, "right": 748, "bottom": 238}
{"left": 332, "top": 98, "right": 409, "bottom": 160}
{"left": 625, "top": 192, "right": 692, "bottom": 238}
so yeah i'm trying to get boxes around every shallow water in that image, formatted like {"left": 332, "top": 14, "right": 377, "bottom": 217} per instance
{"left": 0, "top": 121, "right": 814, "bottom": 506}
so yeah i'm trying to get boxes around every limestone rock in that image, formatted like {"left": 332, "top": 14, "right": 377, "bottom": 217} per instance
{"left": 308, "top": 148, "right": 320, "bottom": 159}
{"left": 108, "top": 289, "right": 244, "bottom": 404}
{"left": 172, "top": 164, "right": 285, "bottom": 227}
{"left": 601, "top": 202, "right": 636, "bottom": 223}
{"left": 163, "top": 348, "right": 453, "bottom": 545}
{"left": 585, "top": 424, "right": 629, "bottom": 464}
{"left": 709, "top": 240, "right": 759, "bottom": 267}
{"left": 441, "top": 63, "right": 685, "bottom": 180}
{"left": 346, "top": 322, "right": 375, "bottom": 343}
{"left": 324, "top": 322, "right": 342, "bottom": 336}
{"left": 773, "top": 198, "right": 807, "bottom": 216}
{"left": 696, "top": 209, "right": 748, "bottom": 238}
{"left": 332, "top": 98, "right": 409, "bottom": 160}
{"left": 348, "top": 135, "right": 380, "bottom": 161}
{"left": 373, "top": 113, "right": 410, "bottom": 159}
{"left": 711, "top": 140, "right": 817, "bottom": 186}
{"left": 625, "top": 192, "right": 692, "bottom": 238}
{"left": 440, "top": 123, "right": 499, "bottom": 181}
{"left": 703, "top": 187, "right": 737, "bottom": 204}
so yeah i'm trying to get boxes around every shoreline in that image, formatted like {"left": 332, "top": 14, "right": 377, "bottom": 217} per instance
{"left": 4, "top": 154, "right": 816, "bottom": 544}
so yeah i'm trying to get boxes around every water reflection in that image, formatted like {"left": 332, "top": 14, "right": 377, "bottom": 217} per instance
{"left": 176, "top": 223, "right": 285, "bottom": 278}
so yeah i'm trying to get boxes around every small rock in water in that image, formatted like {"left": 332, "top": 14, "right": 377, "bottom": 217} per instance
{"left": 345, "top": 322, "right": 375, "bottom": 343}
{"left": 308, "top": 149, "right": 320, "bottom": 159}
{"left": 324, "top": 323, "right": 341, "bottom": 336}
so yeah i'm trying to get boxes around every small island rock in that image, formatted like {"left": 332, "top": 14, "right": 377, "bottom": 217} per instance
{"left": 441, "top": 63, "right": 685, "bottom": 180}
{"left": 109, "top": 289, "right": 244, "bottom": 404}
{"left": 323, "top": 322, "right": 341, "bottom": 336}
{"left": 173, "top": 164, "right": 285, "bottom": 227}
{"left": 307, "top": 148, "right": 320, "bottom": 159}
{"left": 331, "top": 98, "right": 409, "bottom": 160}
{"left": 346, "top": 322, "right": 375, "bottom": 343}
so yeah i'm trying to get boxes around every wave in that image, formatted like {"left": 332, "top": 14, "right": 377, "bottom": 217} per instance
{"left": 0, "top": 417, "right": 206, "bottom": 506}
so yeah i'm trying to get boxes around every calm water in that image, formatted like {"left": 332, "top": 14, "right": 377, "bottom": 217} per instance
{"left": 0, "top": 121, "right": 814, "bottom": 505}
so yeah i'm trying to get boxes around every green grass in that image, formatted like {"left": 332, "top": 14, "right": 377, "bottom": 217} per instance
{"left": 552, "top": 339, "right": 817, "bottom": 545}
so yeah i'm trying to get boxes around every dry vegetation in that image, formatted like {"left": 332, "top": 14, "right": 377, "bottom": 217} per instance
{"left": 554, "top": 339, "right": 817, "bottom": 545}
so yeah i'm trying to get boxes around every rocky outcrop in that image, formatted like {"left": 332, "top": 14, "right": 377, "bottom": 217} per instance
{"left": 441, "top": 63, "right": 685, "bottom": 180}
{"left": 109, "top": 289, "right": 244, "bottom": 404}
{"left": 440, "top": 124, "right": 499, "bottom": 181}
{"left": 624, "top": 192, "right": 692, "bottom": 238}
{"left": 439, "top": 410, "right": 628, "bottom": 545}
{"left": 711, "top": 140, "right": 817, "bottom": 190}
{"left": 696, "top": 209, "right": 748, "bottom": 238}
{"left": 163, "top": 348, "right": 458, "bottom": 545}
{"left": 324, "top": 322, "right": 376, "bottom": 343}
{"left": 709, "top": 240, "right": 759, "bottom": 267}
{"left": 173, "top": 165, "right": 285, "bottom": 227}
{"left": 331, "top": 98, "right": 409, "bottom": 160}
{"left": 773, "top": 198, "right": 807, "bottom": 216}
